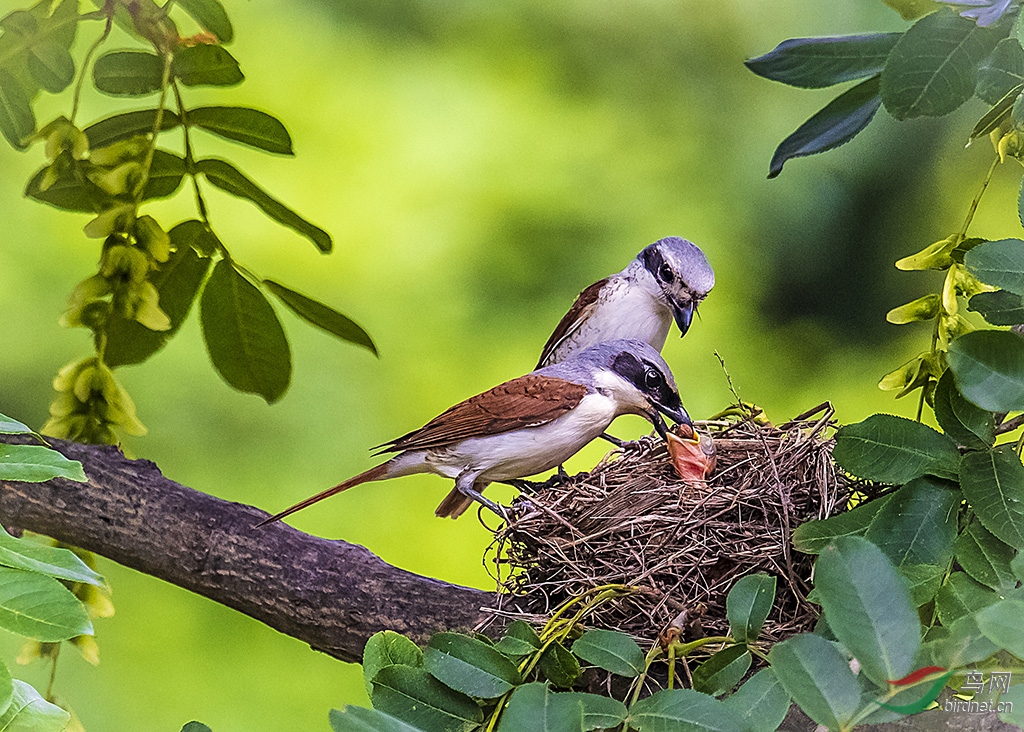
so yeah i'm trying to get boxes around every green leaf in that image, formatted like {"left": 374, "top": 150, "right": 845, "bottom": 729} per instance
{"left": 104, "top": 242, "right": 211, "bottom": 367}
{"left": 1013, "top": 551, "right": 1024, "bottom": 582}
{"left": 505, "top": 620, "right": 542, "bottom": 648}
{"left": 977, "top": 37, "right": 1024, "bottom": 104}
{"left": 965, "top": 238, "right": 1024, "bottom": 294}
{"left": 25, "top": 160, "right": 106, "bottom": 213}
{"left": 933, "top": 369, "right": 996, "bottom": 449}
{"left": 976, "top": 598, "right": 1024, "bottom": 657}
{"left": 880, "top": 8, "right": 1002, "bottom": 120}
{"left": 960, "top": 447, "right": 1024, "bottom": 549}
{"left": 168, "top": 218, "right": 221, "bottom": 256}
{"left": 883, "top": 0, "right": 938, "bottom": 20}
{"left": 141, "top": 149, "right": 186, "bottom": 199}
{"left": 768, "top": 633, "right": 860, "bottom": 731}
{"left": 0, "top": 662, "right": 12, "bottom": 719}
{"left": 1000, "top": 686, "right": 1024, "bottom": 727}
{"left": 948, "top": 330, "right": 1024, "bottom": 411}
{"left": 199, "top": 259, "right": 291, "bottom": 403}
{"left": 175, "top": 0, "right": 233, "bottom": 43}
{"left": 27, "top": 39, "right": 74, "bottom": 93}
{"left": 862, "top": 476, "right": 959, "bottom": 604}
{"left": 767, "top": 75, "right": 881, "bottom": 179}
{"left": 570, "top": 629, "right": 644, "bottom": 678}
{"left": 930, "top": 612, "right": 999, "bottom": 667}
{"left": 83, "top": 108, "right": 182, "bottom": 149}
{"left": 370, "top": 665, "right": 482, "bottom": 732}
{"left": 721, "top": 669, "right": 790, "bottom": 732}
{"left": 423, "top": 633, "right": 521, "bottom": 699}
{"left": 0, "top": 413, "right": 31, "bottom": 435}
{"left": 955, "top": 519, "right": 1018, "bottom": 590}
{"left": 188, "top": 106, "right": 292, "bottom": 154}
{"left": 935, "top": 571, "right": 999, "bottom": 625}
{"left": 494, "top": 622, "right": 540, "bottom": 660}
{"left": 495, "top": 683, "right": 583, "bottom": 732}
{"left": 263, "top": 280, "right": 376, "bottom": 355}
{"left": 538, "top": 643, "right": 580, "bottom": 689}
{"left": 195, "top": 158, "right": 332, "bottom": 252}
{"left": 627, "top": 688, "right": 746, "bottom": 732}
{"left": 726, "top": 573, "right": 776, "bottom": 644}
{"left": 970, "top": 290, "right": 1024, "bottom": 325}
{"left": 92, "top": 50, "right": 164, "bottom": 96}
{"left": 691, "top": 645, "right": 751, "bottom": 697}
{"left": 0, "top": 680, "right": 69, "bottom": 732}
{"left": 0, "top": 70, "right": 35, "bottom": 149}
{"left": 814, "top": 536, "right": 919, "bottom": 687}
{"left": 791, "top": 495, "right": 890, "bottom": 554}
{"left": 363, "top": 631, "right": 423, "bottom": 697}
{"left": 969, "top": 84, "right": 1022, "bottom": 140}
{"left": 172, "top": 44, "right": 243, "bottom": 87}
{"left": 0, "top": 443, "right": 86, "bottom": 482}
{"left": 578, "top": 693, "right": 626, "bottom": 731}
{"left": 832, "top": 413, "right": 960, "bottom": 483}
{"left": 330, "top": 706, "right": 427, "bottom": 732}
{"left": 745, "top": 34, "right": 900, "bottom": 88}
{"left": 0, "top": 567, "right": 92, "bottom": 641}
{"left": 0, "top": 524, "right": 104, "bottom": 586}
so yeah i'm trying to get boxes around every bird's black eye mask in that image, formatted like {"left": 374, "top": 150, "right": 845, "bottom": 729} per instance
{"left": 641, "top": 246, "right": 684, "bottom": 289}
{"left": 610, "top": 352, "right": 680, "bottom": 408}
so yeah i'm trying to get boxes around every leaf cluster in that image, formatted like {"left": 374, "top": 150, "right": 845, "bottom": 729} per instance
{"left": 0, "top": 413, "right": 100, "bottom": 731}
{"left": 0, "top": 0, "right": 377, "bottom": 440}
{"left": 747, "top": 5, "right": 1024, "bottom": 177}
{"left": 332, "top": 577, "right": 791, "bottom": 732}
{"left": 783, "top": 410, "right": 1024, "bottom": 729}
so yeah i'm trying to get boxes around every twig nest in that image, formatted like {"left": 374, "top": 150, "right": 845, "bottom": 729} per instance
{"left": 488, "top": 404, "right": 864, "bottom": 647}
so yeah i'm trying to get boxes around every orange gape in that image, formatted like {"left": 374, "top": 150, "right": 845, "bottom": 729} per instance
{"left": 666, "top": 424, "right": 716, "bottom": 484}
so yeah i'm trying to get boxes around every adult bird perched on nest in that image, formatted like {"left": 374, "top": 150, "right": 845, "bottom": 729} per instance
{"left": 537, "top": 236, "right": 714, "bottom": 368}
{"left": 258, "top": 339, "right": 690, "bottom": 523}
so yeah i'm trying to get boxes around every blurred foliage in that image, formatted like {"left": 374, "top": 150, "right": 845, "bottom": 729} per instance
{"left": 3, "top": 0, "right": 1024, "bottom": 731}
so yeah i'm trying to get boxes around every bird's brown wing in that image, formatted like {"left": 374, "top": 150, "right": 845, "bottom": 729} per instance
{"left": 376, "top": 374, "right": 589, "bottom": 454}
{"left": 536, "top": 278, "right": 608, "bottom": 368}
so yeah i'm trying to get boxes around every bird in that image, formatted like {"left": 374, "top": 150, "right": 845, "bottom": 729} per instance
{"left": 537, "top": 236, "right": 714, "bottom": 369}
{"left": 257, "top": 339, "right": 690, "bottom": 524}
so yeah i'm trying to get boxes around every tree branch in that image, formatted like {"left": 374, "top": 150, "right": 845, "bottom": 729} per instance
{"left": 0, "top": 436, "right": 1015, "bottom": 731}
{"left": 0, "top": 434, "right": 497, "bottom": 664}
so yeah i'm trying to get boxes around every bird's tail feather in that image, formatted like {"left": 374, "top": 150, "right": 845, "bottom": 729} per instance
{"left": 434, "top": 488, "right": 474, "bottom": 520}
{"left": 256, "top": 462, "right": 390, "bottom": 527}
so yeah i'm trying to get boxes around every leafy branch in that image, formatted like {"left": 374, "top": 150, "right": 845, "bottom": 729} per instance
{"left": 0, "top": 0, "right": 377, "bottom": 445}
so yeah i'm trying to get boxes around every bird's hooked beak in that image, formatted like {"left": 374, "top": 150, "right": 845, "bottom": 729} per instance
{"left": 647, "top": 397, "right": 692, "bottom": 441}
{"left": 671, "top": 297, "right": 696, "bottom": 337}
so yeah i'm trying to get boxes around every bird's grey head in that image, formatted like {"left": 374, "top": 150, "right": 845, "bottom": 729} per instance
{"left": 560, "top": 339, "right": 691, "bottom": 437}
{"left": 637, "top": 237, "right": 715, "bottom": 337}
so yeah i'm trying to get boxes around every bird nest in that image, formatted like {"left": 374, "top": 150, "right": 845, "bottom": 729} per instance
{"left": 485, "top": 403, "right": 871, "bottom": 648}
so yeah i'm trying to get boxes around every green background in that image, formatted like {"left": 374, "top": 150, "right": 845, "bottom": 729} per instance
{"left": 0, "top": 0, "right": 1020, "bottom": 730}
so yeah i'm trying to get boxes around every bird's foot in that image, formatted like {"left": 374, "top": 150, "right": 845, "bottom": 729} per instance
{"left": 599, "top": 432, "right": 627, "bottom": 447}
{"left": 504, "top": 478, "right": 544, "bottom": 493}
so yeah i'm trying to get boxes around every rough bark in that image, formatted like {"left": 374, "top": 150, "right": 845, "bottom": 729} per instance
{"left": 0, "top": 435, "right": 1015, "bottom": 731}
{"left": 0, "top": 435, "right": 495, "bottom": 663}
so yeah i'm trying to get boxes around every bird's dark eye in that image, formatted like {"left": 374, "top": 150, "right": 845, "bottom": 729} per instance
{"left": 659, "top": 264, "right": 675, "bottom": 283}
{"left": 644, "top": 368, "right": 662, "bottom": 390}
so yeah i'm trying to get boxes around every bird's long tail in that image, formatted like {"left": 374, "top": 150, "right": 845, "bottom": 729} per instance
{"left": 255, "top": 462, "right": 390, "bottom": 527}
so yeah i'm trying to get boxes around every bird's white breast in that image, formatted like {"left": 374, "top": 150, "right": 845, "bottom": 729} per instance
{"left": 425, "top": 392, "right": 619, "bottom": 482}
{"left": 554, "top": 277, "right": 670, "bottom": 362}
